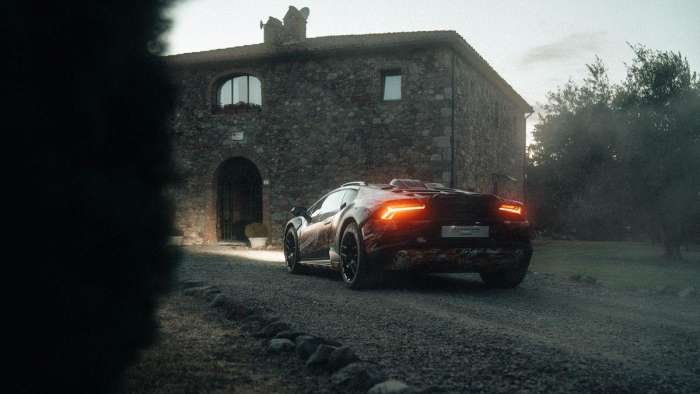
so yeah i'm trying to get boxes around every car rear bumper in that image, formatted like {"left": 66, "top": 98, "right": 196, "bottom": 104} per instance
{"left": 362, "top": 219, "right": 531, "bottom": 273}
{"left": 371, "top": 245, "right": 531, "bottom": 273}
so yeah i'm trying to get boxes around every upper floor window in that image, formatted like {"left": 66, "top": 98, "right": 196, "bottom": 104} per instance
{"left": 218, "top": 75, "right": 262, "bottom": 110}
{"left": 382, "top": 70, "right": 402, "bottom": 101}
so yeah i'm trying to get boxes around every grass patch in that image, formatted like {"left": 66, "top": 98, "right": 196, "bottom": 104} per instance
{"left": 530, "top": 240, "right": 700, "bottom": 291}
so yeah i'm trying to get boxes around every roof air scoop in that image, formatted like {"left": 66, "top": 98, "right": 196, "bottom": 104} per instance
{"left": 389, "top": 179, "right": 427, "bottom": 189}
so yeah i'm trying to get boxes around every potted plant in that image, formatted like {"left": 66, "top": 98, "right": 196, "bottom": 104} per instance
{"left": 245, "top": 222, "right": 269, "bottom": 249}
{"left": 169, "top": 228, "right": 184, "bottom": 246}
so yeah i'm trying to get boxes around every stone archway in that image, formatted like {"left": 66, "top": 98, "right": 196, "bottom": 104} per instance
{"left": 215, "top": 157, "right": 262, "bottom": 242}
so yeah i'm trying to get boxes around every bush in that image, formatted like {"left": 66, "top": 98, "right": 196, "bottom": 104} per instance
{"left": 7, "top": 1, "right": 178, "bottom": 392}
{"left": 245, "top": 222, "right": 269, "bottom": 238}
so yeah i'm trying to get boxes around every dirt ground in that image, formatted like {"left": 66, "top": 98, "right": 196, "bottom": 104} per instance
{"left": 124, "top": 293, "right": 331, "bottom": 394}
{"left": 125, "top": 246, "right": 700, "bottom": 393}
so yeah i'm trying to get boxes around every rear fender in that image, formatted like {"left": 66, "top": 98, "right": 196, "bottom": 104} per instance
{"left": 330, "top": 206, "right": 373, "bottom": 268}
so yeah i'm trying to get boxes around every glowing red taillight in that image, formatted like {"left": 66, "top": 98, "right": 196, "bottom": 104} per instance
{"left": 379, "top": 202, "right": 426, "bottom": 220}
{"left": 498, "top": 203, "right": 523, "bottom": 216}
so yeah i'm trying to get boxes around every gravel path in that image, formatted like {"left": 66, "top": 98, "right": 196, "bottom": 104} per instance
{"left": 178, "top": 246, "right": 700, "bottom": 393}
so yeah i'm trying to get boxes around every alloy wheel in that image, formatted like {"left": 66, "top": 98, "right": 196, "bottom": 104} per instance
{"left": 284, "top": 230, "right": 297, "bottom": 268}
{"left": 340, "top": 232, "right": 359, "bottom": 283}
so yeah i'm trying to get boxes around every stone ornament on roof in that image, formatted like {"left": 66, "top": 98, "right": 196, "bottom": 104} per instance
{"left": 262, "top": 6, "right": 310, "bottom": 45}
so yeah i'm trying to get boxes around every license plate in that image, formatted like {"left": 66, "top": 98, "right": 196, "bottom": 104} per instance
{"left": 441, "top": 225, "right": 489, "bottom": 238}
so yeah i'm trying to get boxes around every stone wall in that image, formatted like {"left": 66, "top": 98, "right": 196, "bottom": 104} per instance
{"left": 167, "top": 44, "right": 526, "bottom": 245}
{"left": 452, "top": 54, "right": 526, "bottom": 200}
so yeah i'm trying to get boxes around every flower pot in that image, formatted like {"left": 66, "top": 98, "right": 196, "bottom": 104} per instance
{"left": 249, "top": 237, "right": 267, "bottom": 249}
{"left": 168, "top": 236, "right": 183, "bottom": 246}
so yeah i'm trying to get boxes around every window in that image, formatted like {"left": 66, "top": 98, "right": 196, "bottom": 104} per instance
{"left": 308, "top": 196, "right": 325, "bottom": 218}
{"left": 382, "top": 70, "right": 401, "bottom": 101}
{"left": 318, "top": 190, "right": 346, "bottom": 215}
{"left": 341, "top": 189, "right": 358, "bottom": 206}
{"left": 218, "top": 75, "right": 262, "bottom": 108}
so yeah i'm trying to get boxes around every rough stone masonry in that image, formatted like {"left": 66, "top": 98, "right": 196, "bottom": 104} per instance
{"left": 165, "top": 6, "right": 532, "bottom": 245}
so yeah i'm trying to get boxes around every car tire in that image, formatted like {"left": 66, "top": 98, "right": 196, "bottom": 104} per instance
{"left": 479, "top": 247, "right": 532, "bottom": 289}
{"left": 284, "top": 227, "right": 304, "bottom": 274}
{"left": 339, "top": 222, "right": 376, "bottom": 289}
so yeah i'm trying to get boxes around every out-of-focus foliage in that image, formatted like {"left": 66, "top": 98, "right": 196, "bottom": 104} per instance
{"left": 528, "top": 47, "right": 700, "bottom": 259}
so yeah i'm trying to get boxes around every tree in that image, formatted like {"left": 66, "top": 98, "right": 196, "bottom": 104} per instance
{"left": 615, "top": 45, "right": 700, "bottom": 259}
{"left": 527, "top": 47, "right": 699, "bottom": 259}
{"left": 528, "top": 58, "right": 631, "bottom": 240}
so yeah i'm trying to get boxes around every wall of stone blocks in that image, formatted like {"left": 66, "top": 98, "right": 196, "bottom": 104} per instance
{"left": 451, "top": 55, "right": 526, "bottom": 200}
{"left": 167, "top": 46, "right": 464, "bottom": 244}
{"left": 167, "top": 44, "right": 527, "bottom": 245}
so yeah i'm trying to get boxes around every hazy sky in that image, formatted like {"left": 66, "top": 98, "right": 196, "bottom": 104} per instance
{"left": 165, "top": 0, "right": 700, "bottom": 144}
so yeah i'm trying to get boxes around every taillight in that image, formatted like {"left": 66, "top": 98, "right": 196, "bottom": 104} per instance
{"left": 379, "top": 201, "right": 426, "bottom": 220}
{"left": 498, "top": 203, "right": 523, "bottom": 215}
{"left": 497, "top": 201, "right": 526, "bottom": 220}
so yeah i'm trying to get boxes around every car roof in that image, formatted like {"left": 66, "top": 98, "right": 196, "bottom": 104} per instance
{"left": 341, "top": 179, "right": 486, "bottom": 197}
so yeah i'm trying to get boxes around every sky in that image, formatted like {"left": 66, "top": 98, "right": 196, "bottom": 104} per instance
{"left": 164, "top": 0, "right": 700, "bottom": 145}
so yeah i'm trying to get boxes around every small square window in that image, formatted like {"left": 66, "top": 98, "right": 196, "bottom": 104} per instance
{"left": 382, "top": 71, "right": 401, "bottom": 101}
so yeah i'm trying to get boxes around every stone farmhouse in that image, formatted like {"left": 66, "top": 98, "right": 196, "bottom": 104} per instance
{"left": 166, "top": 6, "right": 532, "bottom": 245}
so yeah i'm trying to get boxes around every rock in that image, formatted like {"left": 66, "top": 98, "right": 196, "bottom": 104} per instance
{"left": 203, "top": 287, "right": 223, "bottom": 302}
{"left": 678, "top": 287, "right": 696, "bottom": 299}
{"left": 242, "top": 313, "right": 279, "bottom": 325}
{"left": 368, "top": 380, "right": 418, "bottom": 394}
{"left": 183, "top": 285, "right": 220, "bottom": 298}
{"left": 267, "top": 338, "right": 295, "bottom": 354}
{"left": 570, "top": 274, "right": 596, "bottom": 285}
{"left": 295, "top": 335, "right": 323, "bottom": 360}
{"left": 322, "top": 338, "right": 343, "bottom": 347}
{"left": 241, "top": 313, "right": 279, "bottom": 332}
{"left": 209, "top": 293, "right": 231, "bottom": 308}
{"left": 327, "top": 346, "right": 360, "bottom": 372}
{"left": 223, "top": 303, "right": 253, "bottom": 320}
{"left": 208, "top": 293, "right": 253, "bottom": 320}
{"left": 182, "top": 287, "right": 199, "bottom": 296}
{"left": 330, "top": 362, "right": 387, "bottom": 392}
{"left": 305, "top": 344, "right": 337, "bottom": 369}
{"left": 254, "top": 321, "right": 291, "bottom": 338}
{"left": 273, "top": 330, "right": 306, "bottom": 340}
{"left": 654, "top": 285, "right": 674, "bottom": 295}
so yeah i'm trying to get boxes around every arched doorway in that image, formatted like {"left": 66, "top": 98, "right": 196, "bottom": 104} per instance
{"left": 215, "top": 157, "right": 262, "bottom": 242}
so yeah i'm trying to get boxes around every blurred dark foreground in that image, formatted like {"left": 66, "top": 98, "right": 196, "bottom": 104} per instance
{"left": 5, "top": 1, "right": 179, "bottom": 392}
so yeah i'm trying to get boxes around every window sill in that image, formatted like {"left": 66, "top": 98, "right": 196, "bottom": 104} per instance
{"left": 212, "top": 104, "right": 262, "bottom": 115}
{"left": 379, "top": 99, "right": 403, "bottom": 106}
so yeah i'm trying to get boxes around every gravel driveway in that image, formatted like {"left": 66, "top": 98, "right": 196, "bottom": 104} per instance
{"left": 178, "top": 246, "right": 700, "bottom": 393}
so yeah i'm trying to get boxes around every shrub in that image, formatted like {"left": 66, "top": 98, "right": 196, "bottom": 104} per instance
{"left": 8, "top": 1, "right": 178, "bottom": 392}
{"left": 245, "top": 222, "right": 269, "bottom": 238}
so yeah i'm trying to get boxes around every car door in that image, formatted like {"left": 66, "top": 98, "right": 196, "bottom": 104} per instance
{"left": 317, "top": 189, "right": 356, "bottom": 254}
{"left": 297, "top": 196, "right": 326, "bottom": 260}
{"left": 301, "top": 190, "right": 346, "bottom": 260}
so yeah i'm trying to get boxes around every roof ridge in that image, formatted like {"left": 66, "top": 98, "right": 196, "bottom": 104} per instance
{"left": 165, "top": 30, "right": 457, "bottom": 58}
{"left": 165, "top": 30, "right": 531, "bottom": 110}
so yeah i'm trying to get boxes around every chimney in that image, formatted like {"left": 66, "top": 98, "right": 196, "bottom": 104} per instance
{"left": 263, "top": 17, "right": 284, "bottom": 45}
{"left": 283, "top": 6, "right": 309, "bottom": 41}
{"left": 263, "top": 6, "right": 310, "bottom": 45}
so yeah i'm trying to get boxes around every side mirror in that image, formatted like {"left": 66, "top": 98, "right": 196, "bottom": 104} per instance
{"left": 291, "top": 206, "right": 308, "bottom": 218}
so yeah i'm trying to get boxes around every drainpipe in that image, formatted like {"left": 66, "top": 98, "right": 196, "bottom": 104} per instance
{"left": 450, "top": 52, "right": 456, "bottom": 188}
{"left": 523, "top": 109, "right": 534, "bottom": 199}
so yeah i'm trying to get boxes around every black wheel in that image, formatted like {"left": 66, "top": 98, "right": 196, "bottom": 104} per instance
{"left": 479, "top": 247, "right": 532, "bottom": 289}
{"left": 284, "top": 227, "right": 304, "bottom": 274}
{"left": 339, "top": 222, "right": 376, "bottom": 289}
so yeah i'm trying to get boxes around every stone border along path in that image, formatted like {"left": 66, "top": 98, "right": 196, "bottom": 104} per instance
{"left": 182, "top": 283, "right": 431, "bottom": 394}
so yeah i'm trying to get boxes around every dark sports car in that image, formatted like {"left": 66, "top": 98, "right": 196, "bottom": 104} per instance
{"left": 283, "top": 179, "right": 532, "bottom": 289}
